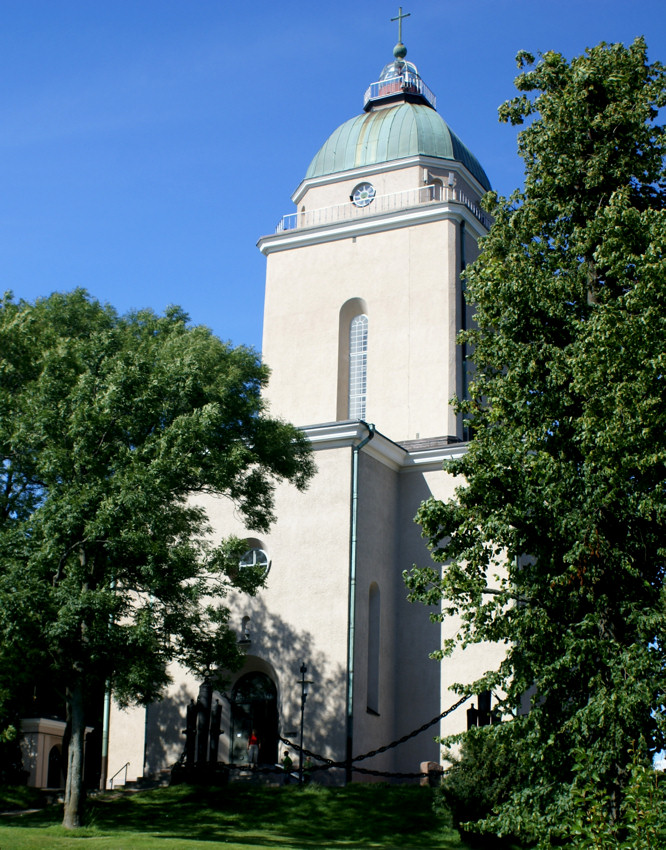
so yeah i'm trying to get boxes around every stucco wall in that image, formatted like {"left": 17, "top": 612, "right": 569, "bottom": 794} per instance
{"left": 107, "top": 703, "right": 146, "bottom": 786}
{"left": 262, "top": 218, "right": 461, "bottom": 441}
{"left": 108, "top": 442, "right": 356, "bottom": 783}
{"left": 200, "top": 444, "right": 355, "bottom": 773}
{"left": 296, "top": 163, "right": 424, "bottom": 213}
{"left": 352, "top": 451, "right": 400, "bottom": 778}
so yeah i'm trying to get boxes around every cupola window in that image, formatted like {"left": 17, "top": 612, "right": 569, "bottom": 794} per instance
{"left": 351, "top": 182, "right": 376, "bottom": 208}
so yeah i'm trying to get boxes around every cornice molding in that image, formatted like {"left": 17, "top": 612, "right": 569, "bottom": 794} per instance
{"left": 21, "top": 717, "right": 67, "bottom": 735}
{"left": 257, "top": 200, "right": 487, "bottom": 255}
{"left": 299, "top": 421, "right": 468, "bottom": 473}
{"left": 301, "top": 421, "right": 369, "bottom": 450}
{"left": 402, "top": 443, "right": 468, "bottom": 472}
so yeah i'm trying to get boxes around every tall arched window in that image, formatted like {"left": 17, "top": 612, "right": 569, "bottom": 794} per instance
{"left": 367, "top": 582, "right": 380, "bottom": 714}
{"left": 348, "top": 314, "right": 368, "bottom": 420}
{"left": 337, "top": 298, "right": 367, "bottom": 421}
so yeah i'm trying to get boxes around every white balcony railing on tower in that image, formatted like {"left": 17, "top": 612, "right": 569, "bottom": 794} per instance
{"left": 363, "top": 72, "right": 437, "bottom": 110}
{"left": 275, "top": 184, "right": 492, "bottom": 234}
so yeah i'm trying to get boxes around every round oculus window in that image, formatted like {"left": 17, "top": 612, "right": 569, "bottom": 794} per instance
{"left": 239, "top": 548, "right": 271, "bottom": 577}
{"left": 351, "top": 182, "right": 376, "bottom": 208}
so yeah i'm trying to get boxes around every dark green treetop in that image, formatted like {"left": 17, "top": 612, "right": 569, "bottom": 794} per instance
{"left": 0, "top": 289, "right": 314, "bottom": 827}
{"left": 405, "top": 38, "right": 666, "bottom": 845}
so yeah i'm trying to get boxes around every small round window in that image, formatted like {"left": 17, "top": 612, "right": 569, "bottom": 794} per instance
{"left": 351, "top": 182, "right": 376, "bottom": 208}
{"left": 239, "top": 548, "right": 271, "bottom": 578}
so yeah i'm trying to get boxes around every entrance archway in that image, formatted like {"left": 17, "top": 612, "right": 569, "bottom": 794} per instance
{"left": 47, "top": 744, "right": 63, "bottom": 788}
{"left": 230, "top": 672, "right": 278, "bottom": 765}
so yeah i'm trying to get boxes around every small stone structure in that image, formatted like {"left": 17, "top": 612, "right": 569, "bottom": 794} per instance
{"left": 20, "top": 717, "right": 92, "bottom": 788}
{"left": 420, "top": 760, "right": 444, "bottom": 787}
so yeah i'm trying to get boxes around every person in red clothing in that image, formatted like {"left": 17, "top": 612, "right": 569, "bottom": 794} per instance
{"left": 247, "top": 729, "right": 259, "bottom": 766}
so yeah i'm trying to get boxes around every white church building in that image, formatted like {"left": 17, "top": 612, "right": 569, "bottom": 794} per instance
{"left": 107, "top": 33, "right": 503, "bottom": 785}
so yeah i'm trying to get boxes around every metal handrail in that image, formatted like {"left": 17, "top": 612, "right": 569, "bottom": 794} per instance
{"left": 108, "top": 761, "right": 129, "bottom": 789}
{"left": 276, "top": 184, "right": 491, "bottom": 233}
{"left": 363, "top": 72, "right": 436, "bottom": 110}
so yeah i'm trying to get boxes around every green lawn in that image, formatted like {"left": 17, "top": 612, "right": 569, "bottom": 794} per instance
{"left": 0, "top": 783, "right": 476, "bottom": 849}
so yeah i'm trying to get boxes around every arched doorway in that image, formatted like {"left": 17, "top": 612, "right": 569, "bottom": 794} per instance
{"left": 229, "top": 672, "right": 278, "bottom": 765}
{"left": 47, "top": 744, "right": 63, "bottom": 788}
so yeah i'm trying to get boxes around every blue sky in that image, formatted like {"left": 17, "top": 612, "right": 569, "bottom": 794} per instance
{"left": 3, "top": 0, "right": 665, "bottom": 351}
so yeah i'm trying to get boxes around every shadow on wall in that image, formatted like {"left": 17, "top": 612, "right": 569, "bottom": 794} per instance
{"left": 142, "top": 682, "right": 195, "bottom": 779}
{"left": 143, "top": 596, "right": 346, "bottom": 780}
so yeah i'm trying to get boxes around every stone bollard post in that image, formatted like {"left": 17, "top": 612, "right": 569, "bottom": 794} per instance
{"left": 420, "top": 760, "right": 444, "bottom": 787}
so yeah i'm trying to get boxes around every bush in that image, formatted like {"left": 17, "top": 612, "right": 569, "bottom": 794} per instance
{"left": 438, "top": 725, "right": 526, "bottom": 847}
{"left": 0, "top": 723, "right": 28, "bottom": 785}
{"left": 559, "top": 748, "right": 666, "bottom": 849}
{"left": 0, "top": 784, "right": 43, "bottom": 811}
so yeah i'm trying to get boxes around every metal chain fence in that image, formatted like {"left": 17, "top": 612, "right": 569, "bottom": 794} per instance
{"left": 174, "top": 694, "right": 470, "bottom": 782}
{"left": 275, "top": 693, "right": 471, "bottom": 779}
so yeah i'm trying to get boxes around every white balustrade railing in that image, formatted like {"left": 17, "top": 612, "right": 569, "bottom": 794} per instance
{"left": 276, "top": 184, "right": 491, "bottom": 233}
{"left": 363, "top": 73, "right": 436, "bottom": 110}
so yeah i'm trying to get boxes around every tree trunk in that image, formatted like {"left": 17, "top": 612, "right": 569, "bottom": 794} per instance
{"left": 62, "top": 681, "right": 86, "bottom": 829}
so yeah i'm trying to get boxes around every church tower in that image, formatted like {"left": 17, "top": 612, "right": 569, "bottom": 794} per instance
{"left": 259, "top": 37, "right": 491, "bottom": 442}
{"left": 107, "top": 26, "right": 497, "bottom": 788}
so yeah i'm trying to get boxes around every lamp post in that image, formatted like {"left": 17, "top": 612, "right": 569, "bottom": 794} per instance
{"left": 298, "top": 662, "right": 313, "bottom": 786}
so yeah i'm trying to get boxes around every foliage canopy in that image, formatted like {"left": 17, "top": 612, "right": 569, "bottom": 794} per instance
{"left": 0, "top": 289, "right": 314, "bottom": 827}
{"left": 406, "top": 37, "right": 666, "bottom": 846}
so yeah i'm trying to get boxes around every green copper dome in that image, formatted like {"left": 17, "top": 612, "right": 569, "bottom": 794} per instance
{"left": 305, "top": 102, "right": 491, "bottom": 191}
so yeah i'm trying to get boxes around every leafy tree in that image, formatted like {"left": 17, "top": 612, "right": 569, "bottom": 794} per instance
{"left": 562, "top": 746, "right": 666, "bottom": 848}
{"left": 0, "top": 290, "right": 314, "bottom": 828}
{"left": 437, "top": 724, "right": 527, "bottom": 849}
{"left": 405, "top": 38, "right": 666, "bottom": 846}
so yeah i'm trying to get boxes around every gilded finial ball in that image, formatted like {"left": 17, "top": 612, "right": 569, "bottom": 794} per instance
{"left": 393, "top": 42, "right": 407, "bottom": 60}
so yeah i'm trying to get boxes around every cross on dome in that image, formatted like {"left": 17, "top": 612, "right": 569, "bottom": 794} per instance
{"left": 360, "top": 7, "right": 436, "bottom": 112}
{"left": 391, "top": 6, "right": 410, "bottom": 44}
{"left": 391, "top": 6, "right": 410, "bottom": 59}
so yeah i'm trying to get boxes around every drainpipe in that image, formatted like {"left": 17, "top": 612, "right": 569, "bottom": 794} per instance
{"left": 99, "top": 685, "right": 111, "bottom": 790}
{"left": 99, "top": 578, "right": 116, "bottom": 791}
{"left": 346, "top": 421, "right": 375, "bottom": 783}
{"left": 459, "top": 220, "right": 470, "bottom": 441}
